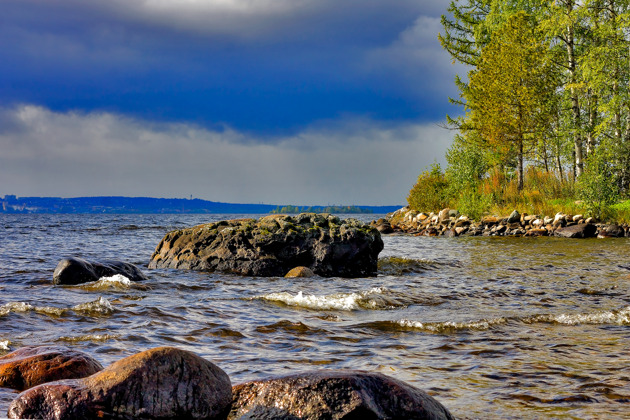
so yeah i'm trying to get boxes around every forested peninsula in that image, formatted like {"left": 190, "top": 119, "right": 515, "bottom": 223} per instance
{"left": 408, "top": 0, "right": 630, "bottom": 223}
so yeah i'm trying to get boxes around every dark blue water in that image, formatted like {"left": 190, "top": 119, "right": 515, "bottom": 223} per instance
{"left": 1, "top": 214, "right": 629, "bottom": 419}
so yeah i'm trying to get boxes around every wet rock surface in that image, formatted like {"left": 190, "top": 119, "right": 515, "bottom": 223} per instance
{"left": 8, "top": 346, "right": 231, "bottom": 420}
{"left": 229, "top": 370, "right": 455, "bottom": 420}
{"left": 0, "top": 346, "right": 103, "bottom": 391}
{"left": 53, "top": 257, "right": 148, "bottom": 285}
{"left": 149, "top": 213, "right": 383, "bottom": 277}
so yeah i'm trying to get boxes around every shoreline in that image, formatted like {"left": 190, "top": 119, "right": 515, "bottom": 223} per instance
{"left": 373, "top": 207, "right": 629, "bottom": 239}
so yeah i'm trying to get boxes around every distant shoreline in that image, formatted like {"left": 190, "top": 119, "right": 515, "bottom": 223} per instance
{"left": 0, "top": 195, "right": 401, "bottom": 215}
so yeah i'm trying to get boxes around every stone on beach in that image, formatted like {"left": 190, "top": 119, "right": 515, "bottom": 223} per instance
{"left": 229, "top": 370, "right": 455, "bottom": 420}
{"left": 553, "top": 223, "right": 597, "bottom": 238}
{"left": 8, "top": 346, "right": 231, "bottom": 420}
{"left": 149, "top": 213, "right": 383, "bottom": 278}
{"left": 53, "top": 257, "right": 147, "bottom": 285}
{"left": 0, "top": 346, "right": 102, "bottom": 391}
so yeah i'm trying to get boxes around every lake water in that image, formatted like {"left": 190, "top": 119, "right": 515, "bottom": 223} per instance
{"left": 1, "top": 214, "right": 629, "bottom": 419}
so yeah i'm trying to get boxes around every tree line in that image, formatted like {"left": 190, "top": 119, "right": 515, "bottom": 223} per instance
{"left": 409, "top": 0, "right": 630, "bottom": 220}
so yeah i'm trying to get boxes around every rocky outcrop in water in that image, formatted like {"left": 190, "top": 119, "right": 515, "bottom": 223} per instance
{"left": 53, "top": 257, "right": 148, "bottom": 285}
{"left": 383, "top": 207, "right": 627, "bottom": 238}
{"left": 229, "top": 370, "right": 455, "bottom": 420}
{"left": 8, "top": 346, "right": 231, "bottom": 420}
{"left": 0, "top": 346, "right": 102, "bottom": 391}
{"left": 149, "top": 213, "right": 383, "bottom": 277}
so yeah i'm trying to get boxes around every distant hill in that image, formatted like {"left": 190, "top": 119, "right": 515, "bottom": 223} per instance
{"left": 0, "top": 195, "right": 402, "bottom": 215}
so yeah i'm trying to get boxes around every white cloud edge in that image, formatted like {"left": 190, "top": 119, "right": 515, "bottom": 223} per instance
{"left": 0, "top": 105, "right": 453, "bottom": 205}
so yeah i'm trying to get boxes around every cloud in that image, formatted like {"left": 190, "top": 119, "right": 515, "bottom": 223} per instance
{"left": 0, "top": 105, "right": 452, "bottom": 205}
{"left": 0, "top": 0, "right": 458, "bottom": 133}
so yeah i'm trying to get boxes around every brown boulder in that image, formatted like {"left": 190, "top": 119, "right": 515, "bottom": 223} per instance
{"left": 229, "top": 370, "right": 455, "bottom": 420}
{"left": 8, "top": 347, "right": 231, "bottom": 420}
{"left": 0, "top": 346, "right": 102, "bottom": 391}
{"left": 285, "top": 266, "right": 315, "bottom": 278}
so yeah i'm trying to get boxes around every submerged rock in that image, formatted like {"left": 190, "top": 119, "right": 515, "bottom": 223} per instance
{"left": 8, "top": 346, "right": 231, "bottom": 420}
{"left": 229, "top": 370, "right": 455, "bottom": 420}
{"left": 285, "top": 266, "right": 315, "bottom": 278}
{"left": 53, "top": 257, "right": 147, "bottom": 285}
{"left": 149, "top": 213, "right": 383, "bottom": 278}
{"left": 0, "top": 346, "right": 102, "bottom": 391}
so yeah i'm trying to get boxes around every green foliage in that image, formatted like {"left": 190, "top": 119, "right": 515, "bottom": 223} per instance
{"left": 577, "top": 144, "right": 619, "bottom": 220}
{"left": 407, "top": 163, "right": 449, "bottom": 212}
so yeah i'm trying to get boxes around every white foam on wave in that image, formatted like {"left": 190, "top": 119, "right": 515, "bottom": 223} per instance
{"left": 261, "top": 287, "right": 387, "bottom": 311}
{"left": 93, "top": 274, "right": 132, "bottom": 287}
{"left": 0, "top": 297, "right": 114, "bottom": 317}
{"left": 76, "top": 274, "right": 132, "bottom": 291}
{"left": 0, "top": 302, "right": 34, "bottom": 316}
{"left": 0, "top": 340, "right": 10, "bottom": 350}
{"left": 398, "top": 317, "right": 508, "bottom": 332}
{"left": 58, "top": 333, "right": 119, "bottom": 343}
{"left": 525, "top": 306, "right": 630, "bottom": 326}
{"left": 73, "top": 297, "right": 115, "bottom": 315}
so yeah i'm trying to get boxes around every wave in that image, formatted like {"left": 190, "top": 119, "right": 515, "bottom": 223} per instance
{"left": 377, "top": 256, "right": 440, "bottom": 276}
{"left": 73, "top": 275, "right": 151, "bottom": 292}
{"left": 0, "top": 297, "right": 114, "bottom": 317}
{"left": 363, "top": 306, "right": 630, "bottom": 334}
{"left": 57, "top": 333, "right": 119, "bottom": 343}
{"left": 396, "top": 317, "right": 508, "bottom": 333}
{"left": 258, "top": 287, "right": 438, "bottom": 311}
{"left": 0, "top": 340, "right": 10, "bottom": 351}
{"left": 522, "top": 306, "right": 630, "bottom": 326}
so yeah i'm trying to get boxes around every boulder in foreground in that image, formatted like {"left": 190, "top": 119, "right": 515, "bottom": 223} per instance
{"left": 229, "top": 370, "right": 455, "bottom": 420}
{"left": 53, "top": 257, "right": 148, "bottom": 285}
{"left": 0, "top": 346, "right": 102, "bottom": 391}
{"left": 8, "top": 346, "right": 231, "bottom": 420}
{"left": 149, "top": 213, "right": 383, "bottom": 277}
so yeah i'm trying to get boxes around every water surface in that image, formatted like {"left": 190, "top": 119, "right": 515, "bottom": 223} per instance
{"left": 1, "top": 214, "right": 629, "bottom": 419}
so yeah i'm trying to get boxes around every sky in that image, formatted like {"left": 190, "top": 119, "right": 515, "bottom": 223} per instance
{"left": 0, "top": 0, "right": 463, "bottom": 206}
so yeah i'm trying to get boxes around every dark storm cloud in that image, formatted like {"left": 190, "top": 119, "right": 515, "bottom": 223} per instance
{"left": 0, "top": 0, "right": 457, "bottom": 134}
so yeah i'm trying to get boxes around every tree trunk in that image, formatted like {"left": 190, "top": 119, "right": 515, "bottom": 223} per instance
{"left": 518, "top": 136, "right": 524, "bottom": 191}
{"left": 566, "top": 0, "right": 583, "bottom": 179}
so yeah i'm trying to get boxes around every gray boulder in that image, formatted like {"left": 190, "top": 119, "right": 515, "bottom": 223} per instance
{"left": 149, "top": 213, "right": 383, "bottom": 278}
{"left": 229, "top": 370, "right": 455, "bottom": 420}
{"left": 554, "top": 223, "right": 597, "bottom": 238}
{"left": 53, "top": 257, "right": 147, "bottom": 285}
{"left": 8, "top": 347, "right": 231, "bottom": 420}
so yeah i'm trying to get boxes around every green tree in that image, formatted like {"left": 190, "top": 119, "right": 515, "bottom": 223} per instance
{"left": 467, "top": 11, "right": 559, "bottom": 190}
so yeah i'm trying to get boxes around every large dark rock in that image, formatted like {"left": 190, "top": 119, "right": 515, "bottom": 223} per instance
{"left": 229, "top": 370, "right": 455, "bottom": 420}
{"left": 149, "top": 213, "right": 384, "bottom": 278}
{"left": 0, "top": 346, "right": 103, "bottom": 391}
{"left": 8, "top": 347, "right": 231, "bottom": 420}
{"left": 53, "top": 257, "right": 148, "bottom": 285}
{"left": 553, "top": 223, "right": 597, "bottom": 238}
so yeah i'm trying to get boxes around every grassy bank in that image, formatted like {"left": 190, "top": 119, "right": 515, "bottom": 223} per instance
{"left": 407, "top": 166, "right": 630, "bottom": 224}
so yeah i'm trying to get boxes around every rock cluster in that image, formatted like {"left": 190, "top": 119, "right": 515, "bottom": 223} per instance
{"left": 8, "top": 347, "right": 232, "bottom": 420}
{"left": 376, "top": 207, "right": 629, "bottom": 239}
{"left": 2, "top": 346, "right": 454, "bottom": 420}
{"left": 149, "top": 213, "right": 383, "bottom": 277}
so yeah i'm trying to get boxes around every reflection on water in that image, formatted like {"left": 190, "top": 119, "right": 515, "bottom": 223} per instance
{"left": 1, "top": 214, "right": 630, "bottom": 419}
